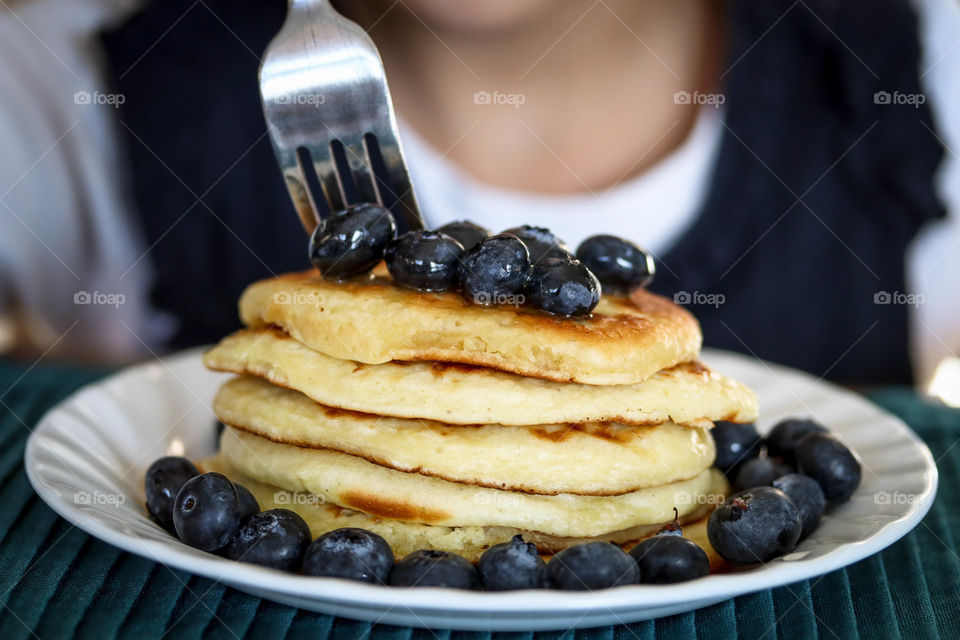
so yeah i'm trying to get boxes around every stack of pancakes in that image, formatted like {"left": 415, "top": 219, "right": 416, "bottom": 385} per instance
{"left": 202, "top": 269, "right": 757, "bottom": 562}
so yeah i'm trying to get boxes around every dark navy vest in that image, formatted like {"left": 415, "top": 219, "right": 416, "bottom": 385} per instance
{"left": 100, "top": 0, "right": 944, "bottom": 385}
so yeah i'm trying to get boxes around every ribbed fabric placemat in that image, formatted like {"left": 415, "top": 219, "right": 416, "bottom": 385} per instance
{"left": 1, "top": 360, "right": 958, "bottom": 639}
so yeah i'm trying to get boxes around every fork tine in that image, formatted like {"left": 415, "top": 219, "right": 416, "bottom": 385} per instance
{"left": 365, "top": 124, "right": 422, "bottom": 230}
{"left": 307, "top": 143, "right": 346, "bottom": 214}
{"left": 278, "top": 154, "right": 319, "bottom": 233}
{"left": 341, "top": 140, "right": 379, "bottom": 206}
{"left": 375, "top": 136, "right": 423, "bottom": 231}
{"left": 319, "top": 166, "right": 346, "bottom": 214}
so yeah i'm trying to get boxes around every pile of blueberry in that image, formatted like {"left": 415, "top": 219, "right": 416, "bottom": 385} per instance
{"left": 146, "top": 458, "right": 312, "bottom": 570}
{"left": 145, "top": 456, "right": 708, "bottom": 588}
{"left": 308, "top": 203, "right": 655, "bottom": 317}
{"left": 707, "top": 418, "right": 862, "bottom": 565}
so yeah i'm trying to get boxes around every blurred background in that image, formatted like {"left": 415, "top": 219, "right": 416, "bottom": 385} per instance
{"left": 0, "top": 0, "right": 957, "bottom": 399}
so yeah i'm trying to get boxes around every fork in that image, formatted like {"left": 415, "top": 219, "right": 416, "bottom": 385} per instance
{"left": 259, "top": 0, "right": 423, "bottom": 233}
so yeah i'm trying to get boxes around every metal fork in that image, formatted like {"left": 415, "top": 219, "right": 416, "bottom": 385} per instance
{"left": 259, "top": 0, "right": 422, "bottom": 233}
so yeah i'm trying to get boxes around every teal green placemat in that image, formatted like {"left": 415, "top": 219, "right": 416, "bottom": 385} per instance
{"left": 1, "top": 360, "right": 959, "bottom": 639}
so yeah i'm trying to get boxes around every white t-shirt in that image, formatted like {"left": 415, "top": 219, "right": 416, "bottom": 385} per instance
{"left": 0, "top": 0, "right": 958, "bottom": 385}
{"left": 402, "top": 103, "right": 724, "bottom": 258}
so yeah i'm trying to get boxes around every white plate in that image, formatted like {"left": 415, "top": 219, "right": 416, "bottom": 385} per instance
{"left": 25, "top": 348, "right": 937, "bottom": 632}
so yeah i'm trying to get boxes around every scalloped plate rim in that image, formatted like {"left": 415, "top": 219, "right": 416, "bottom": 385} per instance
{"left": 24, "top": 347, "right": 938, "bottom": 631}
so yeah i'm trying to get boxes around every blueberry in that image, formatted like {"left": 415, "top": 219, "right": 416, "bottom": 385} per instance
{"left": 707, "top": 487, "right": 802, "bottom": 565}
{"left": 235, "top": 484, "right": 259, "bottom": 522}
{"left": 309, "top": 203, "right": 397, "bottom": 279}
{"left": 302, "top": 527, "right": 394, "bottom": 584}
{"left": 458, "top": 234, "right": 530, "bottom": 305}
{"left": 765, "top": 418, "right": 828, "bottom": 464}
{"left": 173, "top": 472, "right": 242, "bottom": 552}
{"left": 502, "top": 225, "right": 571, "bottom": 264}
{"left": 543, "top": 542, "right": 639, "bottom": 590}
{"left": 527, "top": 257, "right": 601, "bottom": 317}
{"left": 225, "top": 509, "right": 310, "bottom": 571}
{"left": 478, "top": 535, "right": 545, "bottom": 590}
{"left": 734, "top": 457, "right": 794, "bottom": 491}
{"left": 629, "top": 535, "right": 710, "bottom": 583}
{"left": 385, "top": 230, "right": 464, "bottom": 291}
{"left": 390, "top": 549, "right": 480, "bottom": 589}
{"left": 773, "top": 473, "right": 826, "bottom": 539}
{"left": 576, "top": 235, "right": 656, "bottom": 292}
{"left": 794, "top": 433, "right": 861, "bottom": 502}
{"left": 145, "top": 456, "right": 199, "bottom": 534}
{"left": 711, "top": 421, "right": 761, "bottom": 475}
{"left": 436, "top": 220, "right": 489, "bottom": 252}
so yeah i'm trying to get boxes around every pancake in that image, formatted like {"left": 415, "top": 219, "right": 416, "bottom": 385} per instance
{"left": 204, "top": 328, "right": 758, "bottom": 427}
{"left": 213, "top": 375, "right": 716, "bottom": 496}
{"left": 220, "top": 427, "right": 726, "bottom": 538}
{"left": 202, "top": 454, "right": 726, "bottom": 566}
{"left": 237, "top": 269, "right": 701, "bottom": 385}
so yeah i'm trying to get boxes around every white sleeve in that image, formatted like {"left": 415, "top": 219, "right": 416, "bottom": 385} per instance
{"left": 0, "top": 0, "right": 173, "bottom": 360}
{"left": 907, "top": 0, "right": 960, "bottom": 386}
